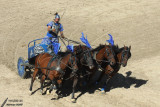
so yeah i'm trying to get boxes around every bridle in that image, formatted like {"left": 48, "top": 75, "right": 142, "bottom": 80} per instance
{"left": 69, "top": 53, "right": 78, "bottom": 72}
{"left": 95, "top": 46, "right": 115, "bottom": 64}
{"left": 80, "top": 49, "right": 93, "bottom": 67}
{"left": 42, "top": 53, "right": 78, "bottom": 80}
{"left": 120, "top": 47, "right": 130, "bottom": 64}
{"left": 104, "top": 46, "right": 115, "bottom": 63}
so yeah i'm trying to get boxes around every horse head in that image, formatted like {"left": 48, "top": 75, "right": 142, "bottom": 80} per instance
{"left": 68, "top": 53, "right": 79, "bottom": 73}
{"left": 104, "top": 44, "right": 116, "bottom": 66}
{"left": 117, "top": 45, "right": 131, "bottom": 67}
{"left": 75, "top": 45, "right": 95, "bottom": 69}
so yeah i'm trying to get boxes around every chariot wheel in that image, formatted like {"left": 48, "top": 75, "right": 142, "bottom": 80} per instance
{"left": 17, "top": 57, "right": 27, "bottom": 79}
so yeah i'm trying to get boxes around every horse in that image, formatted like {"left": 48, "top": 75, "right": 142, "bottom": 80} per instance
{"left": 97, "top": 45, "right": 131, "bottom": 92}
{"left": 73, "top": 45, "right": 95, "bottom": 80}
{"left": 106, "top": 45, "right": 131, "bottom": 80}
{"left": 92, "top": 44, "right": 116, "bottom": 66}
{"left": 74, "top": 45, "right": 95, "bottom": 69}
{"left": 82, "top": 44, "right": 116, "bottom": 86}
{"left": 29, "top": 51, "right": 78, "bottom": 101}
{"left": 61, "top": 45, "right": 95, "bottom": 103}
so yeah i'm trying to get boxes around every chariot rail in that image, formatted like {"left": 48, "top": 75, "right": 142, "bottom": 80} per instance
{"left": 28, "top": 38, "right": 47, "bottom": 47}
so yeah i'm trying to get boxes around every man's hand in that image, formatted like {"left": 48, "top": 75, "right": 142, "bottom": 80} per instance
{"left": 61, "top": 35, "right": 65, "bottom": 38}
{"left": 49, "top": 37, "right": 52, "bottom": 40}
{"left": 60, "top": 31, "right": 65, "bottom": 38}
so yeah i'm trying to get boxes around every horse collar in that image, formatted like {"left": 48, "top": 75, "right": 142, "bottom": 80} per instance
{"left": 56, "top": 58, "right": 65, "bottom": 75}
{"left": 93, "top": 51, "right": 98, "bottom": 60}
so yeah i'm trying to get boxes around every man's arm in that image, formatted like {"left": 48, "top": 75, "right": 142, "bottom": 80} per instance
{"left": 60, "top": 31, "right": 65, "bottom": 38}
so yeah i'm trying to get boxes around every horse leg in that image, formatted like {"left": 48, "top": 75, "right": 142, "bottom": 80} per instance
{"left": 49, "top": 79, "right": 57, "bottom": 92}
{"left": 101, "top": 75, "right": 111, "bottom": 93}
{"left": 29, "top": 68, "right": 39, "bottom": 94}
{"left": 96, "top": 72, "right": 104, "bottom": 86}
{"left": 40, "top": 74, "right": 46, "bottom": 94}
{"left": 71, "top": 76, "right": 78, "bottom": 103}
{"left": 50, "top": 79, "right": 59, "bottom": 99}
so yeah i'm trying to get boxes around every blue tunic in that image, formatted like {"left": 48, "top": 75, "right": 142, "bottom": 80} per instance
{"left": 41, "top": 21, "right": 64, "bottom": 45}
{"left": 46, "top": 21, "right": 64, "bottom": 38}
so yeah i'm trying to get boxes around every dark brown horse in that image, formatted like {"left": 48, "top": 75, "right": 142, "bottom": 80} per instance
{"left": 97, "top": 45, "right": 131, "bottom": 91}
{"left": 82, "top": 44, "right": 116, "bottom": 85}
{"left": 62, "top": 45, "right": 95, "bottom": 103}
{"left": 74, "top": 45, "right": 94, "bottom": 69}
{"left": 29, "top": 51, "right": 78, "bottom": 100}
{"left": 73, "top": 45, "right": 95, "bottom": 79}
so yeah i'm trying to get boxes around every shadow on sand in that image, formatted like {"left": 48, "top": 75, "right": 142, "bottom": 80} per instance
{"left": 53, "top": 71, "right": 148, "bottom": 102}
{"left": 30, "top": 71, "right": 148, "bottom": 102}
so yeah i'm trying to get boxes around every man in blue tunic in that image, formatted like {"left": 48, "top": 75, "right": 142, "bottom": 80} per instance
{"left": 42, "top": 12, "right": 65, "bottom": 44}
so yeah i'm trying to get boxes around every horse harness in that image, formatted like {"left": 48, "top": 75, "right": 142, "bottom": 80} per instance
{"left": 46, "top": 56, "right": 64, "bottom": 79}
{"left": 80, "top": 49, "right": 92, "bottom": 66}
{"left": 120, "top": 48, "right": 130, "bottom": 64}
{"left": 93, "top": 46, "right": 114, "bottom": 63}
{"left": 92, "top": 46, "right": 114, "bottom": 72}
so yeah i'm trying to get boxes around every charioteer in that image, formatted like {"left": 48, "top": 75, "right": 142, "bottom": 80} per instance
{"left": 42, "top": 12, "right": 65, "bottom": 44}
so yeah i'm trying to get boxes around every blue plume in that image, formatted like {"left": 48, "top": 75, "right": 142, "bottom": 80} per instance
{"left": 106, "top": 34, "right": 114, "bottom": 46}
{"left": 52, "top": 42, "right": 61, "bottom": 55}
{"left": 67, "top": 44, "right": 74, "bottom": 52}
{"left": 80, "top": 32, "right": 92, "bottom": 48}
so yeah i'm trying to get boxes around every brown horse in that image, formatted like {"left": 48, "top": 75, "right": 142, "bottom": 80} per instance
{"left": 107, "top": 45, "right": 131, "bottom": 79}
{"left": 29, "top": 51, "right": 78, "bottom": 100}
{"left": 92, "top": 44, "right": 116, "bottom": 66}
{"left": 97, "top": 45, "right": 131, "bottom": 91}
{"left": 82, "top": 44, "right": 116, "bottom": 85}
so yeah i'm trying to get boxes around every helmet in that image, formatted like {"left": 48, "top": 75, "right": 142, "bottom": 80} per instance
{"left": 55, "top": 13, "right": 60, "bottom": 19}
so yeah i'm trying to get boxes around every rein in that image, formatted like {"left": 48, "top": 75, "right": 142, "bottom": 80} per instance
{"left": 62, "top": 37, "right": 81, "bottom": 45}
{"left": 92, "top": 46, "right": 115, "bottom": 72}
{"left": 35, "top": 53, "right": 77, "bottom": 78}
{"left": 80, "top": 49, "right": 93, "bottom": 66}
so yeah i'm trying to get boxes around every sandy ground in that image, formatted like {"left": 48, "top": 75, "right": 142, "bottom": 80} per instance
{"left": 0, "top": 0, "right": 160, "bottom": 106}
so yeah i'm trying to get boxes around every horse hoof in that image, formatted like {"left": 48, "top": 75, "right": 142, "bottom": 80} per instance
{"left": 29, "top": 91, "right": 32, "bottom": 95}
{"left": 71, "top": 99, "right": 76, "bottom": 103}
{"left": 98, "top": 88, "right": 102, "bottom": 90}
{"left": 40, "top": 90, "right": 44, "bottom": 95}
{"left": 46, "top": 90, "right": 50, "bottom": 95}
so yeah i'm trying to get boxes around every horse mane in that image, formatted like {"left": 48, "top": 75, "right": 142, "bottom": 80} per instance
{"left": 58, "top": 50, "right": 72, "bottom": 57}
{"left": 117, "top": 46, "right": 132, "bottom": 59}
{"left": 73, "top": 45, "right": 89, "bottom": 55}
{"left": 112, "top": 44, "right": 120, "bottom": 54}
{"left": 126, "top": 47, "right": 131, "bottom": 59}
{"left": 54, "top": 12, "right": 58, "bottom": 15}
{"left": 92, "top": 44, "right": 105, "bottom": 52}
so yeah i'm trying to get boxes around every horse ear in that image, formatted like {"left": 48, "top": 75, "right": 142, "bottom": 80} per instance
{"left": 105, "top": 43, "right": 107, "bottom": 47}
{"left": 129, "top": 45, "right": 131, "bottom": 50}
{"left": 117, "top": 53, "right": 121, "bottom": 63}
